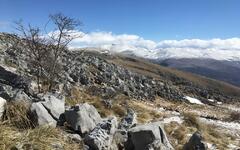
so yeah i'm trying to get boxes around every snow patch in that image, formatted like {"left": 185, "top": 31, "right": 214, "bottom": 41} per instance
{"left": 0, "top": 97, "right": 7, "bottom": 118}
{"left": 184, "top": 96, "right": 204, "bottom": 105}
{"left": 199, "top": 118, "right": 240, "bottom": 131}
{"left": 228, "top": 144, "right": 240, "bottom": 149}
{"left": 162, "top": 116, "right": 183, "bottom": 124}
{"left": 208, "top": 99, "right": 215, "bottom": 102}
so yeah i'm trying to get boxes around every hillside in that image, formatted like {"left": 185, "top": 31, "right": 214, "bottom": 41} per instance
{"left": 156, "top": 58, "right": 240, "bottom": 87}
{"left": 0, "top": 34, "right": 240, "bottom": 149}
{"left": 85, "top": 51, "right": 240, "bottom": 102}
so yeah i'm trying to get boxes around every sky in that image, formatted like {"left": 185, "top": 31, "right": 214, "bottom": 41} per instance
{"left": 0, "top": 0, "right": 240, "bottom": 41}
{"left": 1, "top": 0, "right": 240, "bottom": 60}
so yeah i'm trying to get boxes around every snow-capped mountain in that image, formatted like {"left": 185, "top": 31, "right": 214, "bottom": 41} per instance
{"left": 115, "top": 46, "right": 240, "bottom": 61}
{"left": 69, "top": 31, "right": 240, "bottom": 61}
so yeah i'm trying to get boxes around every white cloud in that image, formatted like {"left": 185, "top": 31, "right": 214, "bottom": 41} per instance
{"left": 68, "top": 30, "right": 240, "bottom": 61}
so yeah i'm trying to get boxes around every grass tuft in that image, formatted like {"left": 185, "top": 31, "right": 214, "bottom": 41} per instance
{"left": 0, "top": 123, "right": 83, "bottom": 150}
{"left": 183, "top": 112, "right": 200, "bottom": 129}
{"left": 3, "top": 101, "right": 35, "bottom": 129}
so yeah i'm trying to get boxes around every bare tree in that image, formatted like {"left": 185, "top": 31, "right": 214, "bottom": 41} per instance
{"left": 8, "top": 13, "right": 82, "bottom": 92}
{"left": 15, "top": 21, "right": 48, "bottom": 92}
{"left": 46, "top": 13, "right": 82, "bottom": 90}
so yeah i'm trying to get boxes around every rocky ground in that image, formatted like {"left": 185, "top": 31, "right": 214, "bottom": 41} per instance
{"left": 0, "top": 33, "right": 240, "bottom": 149}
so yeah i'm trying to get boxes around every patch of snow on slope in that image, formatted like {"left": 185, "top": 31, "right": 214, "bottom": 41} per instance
{"left": 184, "top": 96, "right": 204, "bottom": 105}
{"left": 162, "top": 116, "right": 183, "bottom": 124}
{"left": 199, "top": 118, "right": 240, "bottom": 131}
{"left": 228, "top": 144, "right": 240, "bottom": 150}
{"left": 208, "top": 99, "right": 215, "bottom": 102}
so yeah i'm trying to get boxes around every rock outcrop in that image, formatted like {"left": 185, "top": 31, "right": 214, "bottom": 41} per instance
{"left": 62, "top": 51, "right": 184, "bottom": 101}
{"left": 183, "top": 131, "right": 206, "bottom": 150}
{"left": 65, "top": 103, "right": 102, "bottom": 134}
{"left": 40, "top": 93, "right": 65, "bottom": 120}
{"left": 119, "top": 109, "right": 137, "bottom": 130}
{"left": 31, "top": 102, "right": 57, "bottom": 126}
{"left": 126, "top": 122, "right": 173, "bottom": 150}
{"left": 84, "top": 117, "right": 118, "bottom": 150}
{"left": 30, "top": 93, "right": 65, "bottom": 127}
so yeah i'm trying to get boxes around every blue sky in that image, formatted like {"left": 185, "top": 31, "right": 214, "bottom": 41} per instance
{"left": 0, "top": 0, "right": 240, "bottom": 41}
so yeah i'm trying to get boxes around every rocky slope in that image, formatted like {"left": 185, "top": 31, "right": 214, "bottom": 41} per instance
{"left": 0, "top": 33, "right": 240, "bottom": 149}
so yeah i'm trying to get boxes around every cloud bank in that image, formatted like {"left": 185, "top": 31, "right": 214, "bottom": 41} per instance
{"left": 69, "top": 31, "right": 240, "bottom": 61}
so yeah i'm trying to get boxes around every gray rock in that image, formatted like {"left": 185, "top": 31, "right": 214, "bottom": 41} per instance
{"left": 41, "top": 93, "right": 65, "bottom": 120}
{"left": 51, "top": 142, "right": 64, "bottom": 150}
{"left": 0, "top": 65, "right": 30, "bottom": 92}
{"left": 30, "top": 93, "right": 65, "bottom": 127}
{"left": 183, "top": 131, "right": 207, "bottom": 150}
{"left": 0, "top": 96, "right": 6, "bottom": 119}
{"left": 0, "top": 84, "right": 14, "bottom": 100}
{"left": 119, "top": 109, "right": 137, "bottom": 130}
{"left": 65, "top": 103, "right": 102, "bottom": 134}
{"left": 84, "top": 116, "right": 118, "bottom": 150}
{"left": 126, "top": 122, "right": 173, "bottom": 150}
{"left": 30, "top": 102, "right": 57, "bottom": 126}
{"left": 0, "top": 84, "right": 31, "bottom": 102}
{"left": 65, "top": 133, "right": 82, "bottom": 143}
{"left": 13, "top": 89, "right": 31, "bottom": 102}
{"left": 102, "top": 99, "right": 112, "bottom": 108}
{"left": 113, "top": 129, "right": 128, "bottom": 150}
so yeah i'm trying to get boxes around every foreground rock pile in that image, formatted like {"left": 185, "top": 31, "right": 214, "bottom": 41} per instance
{"left": 0, "top": 93, "right": 176, "bottom": 150}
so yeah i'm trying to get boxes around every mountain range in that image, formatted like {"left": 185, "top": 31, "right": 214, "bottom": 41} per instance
{"left": 109, "top": 48, "right": 240, "bottom": 87}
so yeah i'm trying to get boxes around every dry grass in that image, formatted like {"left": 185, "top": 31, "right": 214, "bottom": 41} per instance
{"left": 163, "top": 110, "right": 235, "bottom": 149}
{"left": 112, "top": 104, "right": 126, "bottom": 117}
{"left": 65, "top": 87, "right": 163, "bottom": 121}
{"left": 164, "top": 122, "right": 192, "bottom": 150}
{"left": 0, "top": 123, "right": 19, "bottom": 150}
{"left": 200, "top": 124, "right": 229, "bottom": 149}
{"left": 183, "top": 112, "right": 200, "bottom": 129}
{"left": 0, "top": 124, "right": 82, "bottom": 150}
{"left": 1, "top": 100, "right": 82, "bottom": 150}
{"left": 229, "top": 111, "right": 240, "bottom": 122}
{"left": 64, "top": 85, "right": 238, "bottom": 149}
{"left": 65, "top": 87, "right": 112, "bottom": 117}
{"left": 165, "top": 118, "right": 232, "bottom": 150}
{"left": 128, "top": 100, "right": 163, "bottom": 123}
{"left": 3, "top": 101, "right": 35, "bottom": 129}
